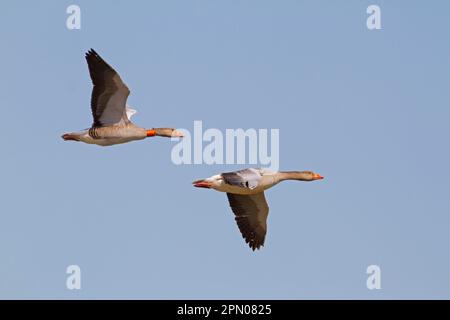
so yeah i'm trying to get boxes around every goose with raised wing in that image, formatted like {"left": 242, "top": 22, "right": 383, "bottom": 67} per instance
{"left": 62, "top": 49, "right": 183, "bottom": 146}
{"left": 193, "top": 168, "right": 324, "bottom": 251}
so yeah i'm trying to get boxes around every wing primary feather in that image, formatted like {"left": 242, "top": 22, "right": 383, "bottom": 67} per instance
{"left": 226, "top": 192, "right": 269, "bottom": 251}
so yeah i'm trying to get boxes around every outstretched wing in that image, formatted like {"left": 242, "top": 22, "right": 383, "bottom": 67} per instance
{"left": 221, "top": 168, "right": 262, "bottom": 190}
{"left": 226, "top": 192, "right": 269, "bottom": 251}
{"left": 85, "top": 49, "right": 130, "bottom": 127}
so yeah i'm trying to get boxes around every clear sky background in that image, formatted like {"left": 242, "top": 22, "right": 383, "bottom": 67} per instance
{"left": 1, "top": 0, "right": 450, "bottom": 299}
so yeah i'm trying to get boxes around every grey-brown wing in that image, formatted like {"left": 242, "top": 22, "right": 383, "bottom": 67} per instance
{"left": 221, "top": 168, "right": 262, "bottom": 190}
{"left": 85, "top": 49, "right": 130, "bottom": 127}
{"left": 226, "top": 192, "right": 269, "bottom": 251}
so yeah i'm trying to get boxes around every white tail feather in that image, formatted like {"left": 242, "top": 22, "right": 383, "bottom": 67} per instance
{"left": 126, "top": 106, "right": 137, "bottom": 120}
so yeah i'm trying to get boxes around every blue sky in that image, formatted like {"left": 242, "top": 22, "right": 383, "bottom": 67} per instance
{"left": 1, "top": 0, "right": 450, "bottom": 299}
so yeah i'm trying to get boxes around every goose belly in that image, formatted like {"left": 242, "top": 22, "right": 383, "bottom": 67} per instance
{"left": 78, "top": 133, "right": 143, "bottom": 146}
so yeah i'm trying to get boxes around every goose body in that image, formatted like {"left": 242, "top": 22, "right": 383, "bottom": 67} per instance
{"left": 65, "top": 124, "right": 147, "bottom": 146}
{"left": 193, "top": 168, "right": 323, "bottom": 251}
{"left": 62, "top": 49, "right": 183, "bottom": 146}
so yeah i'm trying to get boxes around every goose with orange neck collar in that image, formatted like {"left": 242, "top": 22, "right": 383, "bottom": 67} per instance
{"left": 62, "top": 49, "right": 183, "bottom": 146}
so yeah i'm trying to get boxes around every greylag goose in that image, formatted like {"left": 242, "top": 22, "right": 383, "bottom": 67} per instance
{"left": 193, "top": 168, "right": 323, "bottom": 251}
{"left": 62, "top": 49, "right": 183, "bottom": 146}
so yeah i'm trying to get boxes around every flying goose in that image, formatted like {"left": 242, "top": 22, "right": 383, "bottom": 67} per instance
{"left": 193, "top": 168, "right": 323, "bottom": 251}
{"left": 62, "top": 49, "right": 183, "bottom": 146}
